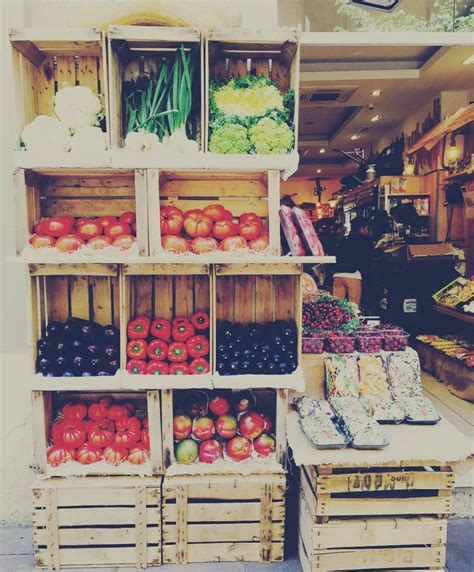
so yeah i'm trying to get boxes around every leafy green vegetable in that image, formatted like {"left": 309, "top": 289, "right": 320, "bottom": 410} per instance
{"left": 208, "top": 121, "right": 251, "bottom": 154}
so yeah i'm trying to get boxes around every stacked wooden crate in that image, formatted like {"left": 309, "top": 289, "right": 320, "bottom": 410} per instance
{"left": 9, "top": 25, "right": 316, "bottom": 569}
{"left": 298, "top": 462, "right": 454, "bottom": 572}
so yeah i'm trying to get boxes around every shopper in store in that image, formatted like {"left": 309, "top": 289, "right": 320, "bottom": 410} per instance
{"left": 332, "top": 216, "right": 375, "bottom": 307}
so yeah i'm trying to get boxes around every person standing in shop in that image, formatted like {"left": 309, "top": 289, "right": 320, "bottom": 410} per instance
{"left": 332, "top": 216, "right": 375, "bottom": 307}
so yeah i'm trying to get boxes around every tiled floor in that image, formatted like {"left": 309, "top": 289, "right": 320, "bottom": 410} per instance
{"left": 1, "top": 519, "right": 472, "bottom": 572}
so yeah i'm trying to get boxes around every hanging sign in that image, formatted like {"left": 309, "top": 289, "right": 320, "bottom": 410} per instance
{"left": 350, "top": 0, "right": 402, "bottom": 11}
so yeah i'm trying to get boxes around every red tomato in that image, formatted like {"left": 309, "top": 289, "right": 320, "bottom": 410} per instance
{"left": 104, "top": 222, "right": 131, "bottom": 239}
{"left": 212, "top": 219, "right": 238, "bottom": 240}
{"left": 63, "top": 401, "right": 88, "bottom": 421}
{"left": 221, "top": 209, "right": 234, "bottom": 221}
{"left": 119, "top": 211, "right": 136, "bottom": 225}
{"left": 141, "top": 428, "right": 150, "bottom": 448}
{"left": 240, "top": 213, "right": 262, "bottom": 226}
{"left": 76, "top": 218, "right": 91, "bottom": 227}
{"left": 57, "top": 420, "right": 86, "bottom": 448}
{"left": 77, "top": 220, "right": 102, "bottom": 241}
{"left": 162, "top": 235, "right": 190, "bottom": 253}
{"left": 34, "top": 220, "right": 47, "bottom": 234}
{"left": 112, "top": 234, "right": 136, "bottom": 250}
{"left": 220, "top": 236, "right": 247, "bottom": 251}
{"left": 88, "top": 419, "right": 115, "bottom": 448}
{"left": 59, "top": 216, "right": 76, "bottom": 227}
{"left": 87, "top": 235, "right": 113, "bottom": 250}
{"left": 184, "top": 212, "right": 213, "bottom": 238}
{"left": 88, "top": 401, "right": 109, "bottom": 421}
{"left": 184, "top": 208, "right": 204, "bottom": 218}
{"left": 103, "top": 443, "right": 128, "bottom": 465}
{"left": 115, "top": 416, "right": 141, "bottom": 448}
{"left": 203, "top": 204, "right": 227, "bottom": 222}
{"left": 42, "top": 217, "right": 73, "bottom": 238}
{"left": 96, "top": 216, "right": 118, "bottom": 229}
{"left": 76, "top": 443, "right": 102, "bottom": 465}
{"left": 29, "top": 234, "right": 56, "bottom": 248}
{"left": 128, "top": 445, "right": 150, "bottom": 465}
{"left": 56, "top": 234, "right": 85, "bottom": 252}
{"left": 160, "top": 206, "right": 184, "bottom": 235}
{"left": 191, "top": 236, "right": 218, "bottom": 254}
{"left": 47, "top": 446, "right": 76, "bottom": 466}
{"left": 248, "top": 233, "right": 269, "bottom": 251}
{"left": 107, "top": 404, "right": 131, "bottom": 421}
{"left": 239, "top": 221, "right": 262, "bottom": 241}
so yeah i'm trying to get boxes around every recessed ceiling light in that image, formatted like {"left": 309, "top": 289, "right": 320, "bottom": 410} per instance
{"left": 371, "top": 89, "right": 382, "bottom": 96}
{"left": 319, "top": 148, "right": 326, "bottom": 154}
{"left": 317, "top": 169, "right": 322, "bottom": 173}
{"left": 370, "top": 114, "right": 382, "bottom": 122}
{"left": 462, "top": 55, "right": 474, "bottom": 65}
{"left": 350, "top": 134, "right": 360, "bottom": 140}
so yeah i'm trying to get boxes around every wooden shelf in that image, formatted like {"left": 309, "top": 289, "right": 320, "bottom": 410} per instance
{"left": 433, "top": 304, "right": 474, "bottom": 325}
{"left": 444, "top": 169, "right": 474, "bottom": 181}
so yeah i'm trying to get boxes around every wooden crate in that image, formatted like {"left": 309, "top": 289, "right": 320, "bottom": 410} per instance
{"left": 32, "top": 390, "right": 162, "bottom": 477}
{"left": 28, "top": 263, "right": 120, "bottom": 385}
{"left": 15, "top": 168, "right": 148, "bottom": 257}
{"left": 205, "top": 28, "right": 300, "bottom": 154}
{"left": 108, "top": 26, "right": 203, "bottom": 150}
{"left": 32, "top": 476, "right": 162, "bottom": 569}
{"left": 300, "top": 463, "right": 454, "bottom": 524}
{"left": 121, "top": 263, "right": 213, "bottom": 388}
{"left": 162, "top": 473, "right": 285, "bottom": 564}
{"left": 10, "top": 27, "right": 108, "bottom": 148}
{"left": 148, "top": 169, "right": 281, "bottom": 256}
{"left": 161, "top": 388, "right": 288, "bottom": 469}
{"left": 213, "top": 263, "right": 303, "bottom": 388}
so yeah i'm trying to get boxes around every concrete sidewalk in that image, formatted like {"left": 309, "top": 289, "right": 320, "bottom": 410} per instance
{"left": 1, "top": 519, "right": 472, "bottom": 572}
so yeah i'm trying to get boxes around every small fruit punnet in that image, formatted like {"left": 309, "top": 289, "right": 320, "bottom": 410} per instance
{"left": 355, "top": 333, "right": 383, "bottom": 353}
{"left": 326, "top": 333, "right": 356, "bottom": 354}
{"left": 302, "top": 335, "right": 326, "bottom": 354}
{"left": 382, "top": 330, "right": 409, "bottom": 352}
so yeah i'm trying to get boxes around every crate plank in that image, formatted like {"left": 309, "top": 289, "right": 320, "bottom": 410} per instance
{"left": 36, "top": 546, "right": 161, "bottom": 568}
{"left": 163, "top": 521, "right": 284, "bottom": 543}
{"left": 69, "top": 275, "right": 90, "bottom": 319}
{"left": 163, "top": 542, "right": 284, "bottom": 564}
{"left": 164, "top": 500, "right": 285, "bottom": 522}
{"left": 316, "top": 496, "right": 452, "bottom": 518}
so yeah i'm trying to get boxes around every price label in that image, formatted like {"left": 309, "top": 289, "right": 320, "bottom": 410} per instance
{"left": 403, "top": 298, "right": 417, "bottom": 313}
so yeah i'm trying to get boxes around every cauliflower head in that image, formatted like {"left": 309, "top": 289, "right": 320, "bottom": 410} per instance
{"left": 249, "top": 117, "right": 294, "bottom": 154}
{"left": 209, "top": 122, "right": 251, "bottom": 154}
{"left": 124, "top": 131, "right": 162, "bottom": 152}
{"left": 21, "top": 115, "right": 71, "bottom": 153}
{"left": 54, "top": 85, "right": 103, "bottom": 130}
{"left": 70, "top": 126, "right": 108, "bottom": 154}
{"left": 212, "top": 76, "right": 284, "bottom": 119}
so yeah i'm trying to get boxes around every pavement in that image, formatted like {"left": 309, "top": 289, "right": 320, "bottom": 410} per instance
{"left": 0, "top": 519, "right": 472, "bottom": 572}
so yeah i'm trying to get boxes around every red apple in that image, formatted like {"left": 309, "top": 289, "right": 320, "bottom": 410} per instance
{"left": 219, "top": 236, "right": 247, "bottom": 251}
{"left": 253, "top": 433, "right": 276, "bottom": 457}
{"left": 112, "top": 234, "right": 136, "bottom": 250}
{"left": 77, "top": 219, "right": 102, "bottom": 241}
{"left": 175, "top": 439, "right": 198, "bottom": 464}
{"left": 29, "top": 234, "right": 56, "bottom": 248}
{"left": 199, "top": 439, "right": 223, "bottom": 464}
{"left": 239, "top": 411, "right": 265, "bottom": 440}
{"left": 182, "top": 391, "right": 208, "bottom": 418}
{"left": 248, "top": 233, "right": 269, "bottom": 252}
{"left": 226, "top": 436, "right": 252, "bottom": 462}
{"left": 209, "top": 395, "right": 230, "bottom": 417}
{"left": 192, "top": 416, "right": 215, "bottom": 441}
{"left": 87, "top": 235, "right": 113, "bottom": 250}
{"left": 56, "top": 234, "right": 85, "bottom": 252}
{"left": 233, "top": 390, "right": 256, "bottom": 414}
{"left": 261, "top": 414, "right": 273, "bottom": 434}
{"left": 215, "top": 415, "right": 237, "bottom": 439}
{"left": 173, "top": 415, "right": 192, "bottom": 441}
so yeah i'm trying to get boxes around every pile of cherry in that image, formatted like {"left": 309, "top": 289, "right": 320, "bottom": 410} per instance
{"left": 29, "top": 212, "right": 137, "bottom": 252}
{"left": 160, "top": 204, "right": 269, "bottom": 254}
{"left": 126, "top": 312, "right": 210, "bottom": 375}
{"left": 47, "top": 398, "right": 149, "bottom": 467}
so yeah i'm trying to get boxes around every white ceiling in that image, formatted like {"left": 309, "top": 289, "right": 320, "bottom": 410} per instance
{"left": 296, "top": 42, "right": 474, "bottom": 178}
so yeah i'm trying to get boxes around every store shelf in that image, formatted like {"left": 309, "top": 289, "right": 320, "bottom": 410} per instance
{"left": 433, "top": 305, "right": 474, "bottom": 325}
{"left": 444, "top": 168, "right": 474, "bottom": 181}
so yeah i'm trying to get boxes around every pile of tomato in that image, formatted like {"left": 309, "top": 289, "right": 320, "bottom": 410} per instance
{"left": 126, "top": 311, "right": 211, "bottom": 375}
{"left": 29, "top": 212, "right": 137, "bottom": 252}
{"left": 160, "top": 204, "right": 269, "bottom": 254}
{"left": 47, "top": 398, "right": 150, "bottom": 467}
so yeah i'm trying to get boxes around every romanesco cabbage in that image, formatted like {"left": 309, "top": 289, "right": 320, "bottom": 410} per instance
{"left": 212, "top": 76, "right": 284, "bottom": 119}
{"left": 209, "top": 122, "right": 251, "bottom": 154}
{"left": 248, "top": 117, "right": 294, "bottom": 154}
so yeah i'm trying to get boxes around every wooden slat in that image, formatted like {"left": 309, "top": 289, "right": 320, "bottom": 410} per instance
{"left": 35, "top": 546, "right": 161, "bottom": 567}
{"left": 193, "top": 275, "right": 210, "bottom": 313}
{"left": 161, "top": 197, "right": 268, "bottom": 217}
{"left": 123, "top": 263, "right": 209, "bottom": 275}
{"left": 215, "top": 274, "right": 234, "bottom": 322}
{"left": 135, "top": 169, "right": 148, "bottom": 256}
{"left": 34, "top": 485, "right": 159, "bottom": 507}
{"left": 174, "top": 275, "right": 193, "bottom": 316}
{"left": 267, "top": 170, "right": 281, "bottom": 255}
{"left": 46, "top": 276, "right": 69, "bottom": 322}
{"left": 260, "top": 482, "right": 273, "bottom": 561}
{"left": 216, "top": 263, "right": 301, "bottom": 275}
{"left": 163, "top": 521, "right": 284, "bottom": 543}
{"left": 33, "top": 506, "right": 161, "bottom": 528}
{"left": 69, "top": 275, "right": 90, "bottom": 320}
{"left": 90, "top": 276, "right": 112, "bottom": 325}
{"left": 147, "top": 169, "right": 160, "bottom": 256}
{"left": 274, "top": 275, "right": 296, "bottom": 320}
{"left": 76, "top": 55, "right": 100, "bottom": 93}
{"left": 147, "top": 390, "right": 163, "bottom": 474}
{"left": 29, "top": 263, "right": 117, "bottom": 276}
{"left": 56, "top": 55, "right": 76, "bottom": 89}
{"left": 255, "top": 274, "right": 274, "bottom": 322}
{"left": 163, "top": 541, "right": 284, "bottom": 564}
{"left": 155, "top": 275, "right": 173, "bottom": 320}
{"left": 316, "top": 496, "right": 452, "bottom": 518}
{"left": 176, "top": 485, "right": 188, "bottom": 564}
{"left": 34, "top": 525, "right": 161, "bottom": 548}
{"left": 234, "top": 275, "right": 254, "bottom": 323}
{"left": 161, "top": 390, "right": 174, "bottom": 467}
{"left": 163, "top": 478, "right": 285, "bottom": 501}
{"left": 135, "top": 486, "right": 147, "bottom": 569}
{"left": 275, "top": 389, "right": 288, "bottom": 464}
{"left": 134, "top": 275, "right": 153, "bottom": 318}
{"left": 162, "top": 179, "right": 267, "bottom": 197}
{"left": 109, "top": 25, "right": 201, "bottom": 44}
{"left": 41, "top": 198, "right": 135, "bottom": 217}
{"left": 164, "top": 501, "right": 285, "bottom": 522}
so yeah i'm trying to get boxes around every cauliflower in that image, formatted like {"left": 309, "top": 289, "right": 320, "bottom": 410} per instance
{"left": 249, "top": 117, "right": 294, "bottom": 154}
{"left": 124, "top": 131, "right": 162, "bottom": 152}
{"left": 54, "top": 85, "right": 103, "bottom": 130}
{"left": 21, "top": 115, "right": 71, "bottom": 153}
{"left": 213, "top": 81, "right": 284, "bottom": 119}
{"left": 167, "top": 127, "right": 199, "bottom": 154}
{"left": 70, "top": 126, "right": 108, "bottom": 154}
{"left": 209, "top": 122, "right": 251, "bottom": 154}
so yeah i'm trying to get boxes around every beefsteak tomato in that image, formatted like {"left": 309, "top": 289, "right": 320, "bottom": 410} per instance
{"left": 76, "top": 443, "right": 102, "bottom": 465}
{"left": 191, "top": 236, "right": 218, "bottom": 254}
{"left": 212, "top": 219, "right": 238, "bottom": 240}
{"left": 160, "top": 206, "right": 184, "bottom": 235}
{"left": 47, "top": 445, "right": 76, "bottom": 466}
{"left": 103, "top": 443, "right": 128, "bottom": 465}
{"left": 183, "top": 212, "right": 213, "bottom": 238}
{"left": 162, "top": 234, "right": 190, "bottom": 253}
{"left": 128, "top": 444, "right": 150, "bottom": 465}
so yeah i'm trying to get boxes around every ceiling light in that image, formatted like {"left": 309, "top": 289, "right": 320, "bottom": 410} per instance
{"left": 462, "top": 55, "right": 474, "bottom": 65}
{"left": 370, "top": 114, "right": 382, "bottom": 122}
{"left": 319, "top": 148, "right": 326, "bottom": 154}
{"left": 350, "top": 134, "right": 360, "bottom": 140}
{"left": 317, "top": 169, "right": 322, "bottom": 174}
{"left": 371, "top": 89, "right": 382, "bottom": 96}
